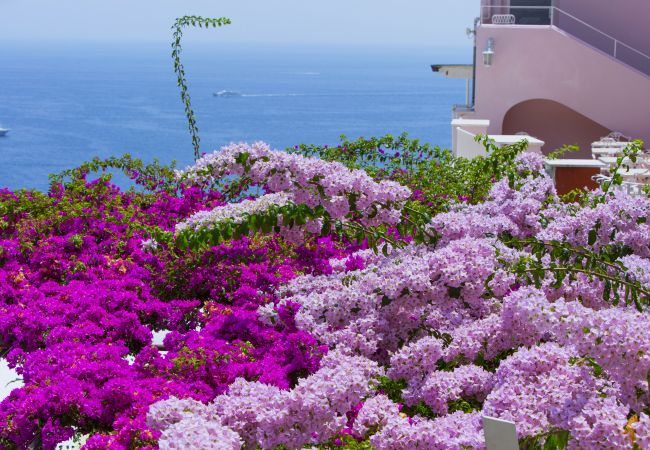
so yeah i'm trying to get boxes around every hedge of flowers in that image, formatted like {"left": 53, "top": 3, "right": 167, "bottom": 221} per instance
{"left": 0, "top": 165, "right": 348, "bottom": 449}
{"left": 0, "top": 139, "right": 649, "bottom": 449}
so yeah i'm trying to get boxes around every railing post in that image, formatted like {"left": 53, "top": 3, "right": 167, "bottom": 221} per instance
{"left": 614, "top": 40, "right": 618, "bottom": 58}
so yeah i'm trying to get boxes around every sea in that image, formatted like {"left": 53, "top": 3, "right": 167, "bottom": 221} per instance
{"left": 0, "top": 42, "right": 469, "bottom": 191}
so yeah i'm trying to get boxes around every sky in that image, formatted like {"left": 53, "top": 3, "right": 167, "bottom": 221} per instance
{"left": 1, "top": 0, "right": 480, "bottom": 49}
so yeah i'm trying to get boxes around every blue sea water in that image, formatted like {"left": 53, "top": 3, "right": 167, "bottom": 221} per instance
{"left": 0, "top": 42, "right": 469, "bottom": 191}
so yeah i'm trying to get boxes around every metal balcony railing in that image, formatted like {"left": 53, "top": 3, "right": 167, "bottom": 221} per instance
{"left": 593, "top": 175, "right": 649, "bottom": 197}
{"left": 479, "top": 5, "right": 650, "bottom": 77}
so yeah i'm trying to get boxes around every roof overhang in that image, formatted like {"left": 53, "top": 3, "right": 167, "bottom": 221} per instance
{"left": 431, "top": 64, "right": 473, "bottom": 79}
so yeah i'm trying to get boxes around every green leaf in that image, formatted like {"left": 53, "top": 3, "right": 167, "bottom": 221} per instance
{"left": 588, "top": 229, "right": 597, "bottom": 246}
{"left": 447, "top": 286, "right": 462, "bottom": 299}
{"left": 368, "top": 204, "right": 379, "bottom": 219}
{"left": 261, "top": 215, "right": 274, "bottom": 233}
{"left": 321, "top": 220, "right": 331, "bottom": 235}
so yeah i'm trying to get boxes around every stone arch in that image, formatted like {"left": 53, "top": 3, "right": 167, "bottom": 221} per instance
{"left": 502, "top": 99, "right": 610, "bottom": 158}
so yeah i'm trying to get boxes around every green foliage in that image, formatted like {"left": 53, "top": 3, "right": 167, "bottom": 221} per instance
{"left": 470, "top": 134, "right": 532, "bottom": 192}
{"left": 503, "top": 235, "right": 650, "bottom": 312}
{"left": 289, "top": 133, "right": 442, "bottom": 173}
{"left": 3, "top": 158, "right": 186, "bottom": 265}
{"left": 561, "top": 141, "right": 649, "bottom": 205}
{"left": 447, "top": 397, "right": 482, "bottom": 414}
{"left": 290, "top": 133, "right": 530, "bottom": 215}
{"left": 171, "top": 16, "right": 232, "bottom": 160}
{"left": 178, "top": 134, "right": 538, "bottom": 259}
{"left": 375, "top": 376, "right": 437, "bottom": 419}
{"left": 176, "top": 203, "right": 315, "bottom": 251}
{"left": 569, "top": 356, "right": 604, "bottom": 377}
{"left": 558, "top": 188, "right": 590, "bottom": 205}
{"left": 520, "top": 429, "right": 570, "bottom": 450}
{"left": 0, "top": 189, "right": 51, "bottom": 233}
{"left": 279, "top": 133, "right": 533, "bottom": 258}
{"left": 311, "top": 435, "right": 374, "bottom": 450}
{"left": 546, "top": 144, "right": 580, "bottom": 160}
{"left": 175, "top": 201, "right": 402, "bottom": 253}
{"left": 643, "top": 184, "right": 650, "bottom": 198}
{"left": 474, "top": 349, "right": 516, "bottom": 373}
{"left": 49, "top": 154, "right": 180, "bottom": 193}
{"left": 375, "top": 376, "right": 407, "bottom": 404}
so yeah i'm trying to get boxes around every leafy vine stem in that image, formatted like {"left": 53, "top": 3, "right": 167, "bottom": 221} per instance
{"left": 171, "top": 16, "right": 232, "bottom": 160}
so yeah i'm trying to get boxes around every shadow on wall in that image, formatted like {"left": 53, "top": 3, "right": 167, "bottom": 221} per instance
{"left": 502, "top": 98, "right": 610, "bottom": 158}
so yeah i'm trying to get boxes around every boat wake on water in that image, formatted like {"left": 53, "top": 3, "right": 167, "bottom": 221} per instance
{"left": 241, "top": 93, "right": 305, "bottom": 97}
{"left": 213, "top": 90, "right": 305, "bottom": 98}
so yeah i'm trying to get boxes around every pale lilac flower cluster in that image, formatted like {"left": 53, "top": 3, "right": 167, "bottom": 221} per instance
{"left": 418, "top": 365, "right": 494, "bottom": 414}
{"left": 566, "top": 395, "right": 630, "bottom": 449}
{"left": 483, "top": 343, "right": 604, "bottom": 436}
{"left": 146, "top": 396, "right": 209, "bottom": 432}
{"left": 279, "top": 238, "right": 499, "bottom": 360}
{"left": 178, "top": 141, "right": 411, "bottom": 226}
{"left": 442, "top": 313, "right": 502, "bottom": 361}
{"left": 430, "top": 155, "right": 556, "bottom": 243}
{"left": 145, "top": 151, "right": 650, "bottom": 448}
{"left": 158, "top": 419, "right": 243, "bottom": 450}
{"left": 480, "top": 342, "right": 636, "bottom": 448}
{"left": 370, "top": 411, "right": 486, "bottom": 450}
{"left": 515, "top": 151, "right": 546, "bottom": 173}
{"left": 175, "top": 192, "right": 292, "bottom": 234}
{"left": 147, "top": 350, "right": 382, "bottom": 449}
{"left": 147, "top": 398, "right": 243, "bottom": 449}
{"left": 271, "top": 157, "right": 648, "bottom": 446}
{"left": 539, "top": 189, "right": 650, "bottom": 254}
{"left": 327, "top": 247, "right": 394, "bottom": 273}
{"left": 620, "top": 254, "right": 650, "bottom": 289}
{"left": 632, "top": 413, "right": 650, "bottom": 449}
{"left": 386, "top": 336, "right": 444, "bottom": 384}
{"left": 387, "top": 341, "right": 494, "bottom": 411}
{"left": 352, "top": 395, "right": 400, "bottom": 438}
{"left": 505, "top": 289, "right": 650, "bottom": 410}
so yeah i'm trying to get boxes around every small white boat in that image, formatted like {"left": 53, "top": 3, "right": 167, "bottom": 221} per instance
{"left": 213, "top": 90, "right": 241, "bottom": 98}
{"left": 0, "top": 128, "right": 9, "bottom": 137}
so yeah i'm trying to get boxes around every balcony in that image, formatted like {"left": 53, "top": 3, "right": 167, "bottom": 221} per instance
{"left": 481, "top": 0, "right": 552, "bottom": 25}
{"left": 479, "top": 1, "right": 650, "bottom": 77}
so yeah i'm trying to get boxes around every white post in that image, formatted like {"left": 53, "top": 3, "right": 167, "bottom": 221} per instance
{"left": 483, "top": 416, "right": 519, "bottom": 450}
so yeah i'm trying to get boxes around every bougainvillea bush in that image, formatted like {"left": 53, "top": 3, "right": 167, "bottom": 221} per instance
{"left": 0, "top": 138, "right": 649, "bottom": 449}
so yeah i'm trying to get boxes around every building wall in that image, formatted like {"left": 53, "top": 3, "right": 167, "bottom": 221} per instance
{"left": 502, "top": 99, "right": 610, "bottom": 157}
{"left": 472, "top": 25, "right": 650, "bottom": 150}
{"left": 480, "top": 0, "right": 650, "bottom": 74}
{"left": 555, "top": 0, "right": 650, "bottom": 58}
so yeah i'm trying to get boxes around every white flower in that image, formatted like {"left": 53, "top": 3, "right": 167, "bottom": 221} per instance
{"left": 140, "top": 238, "right": 159, "bottom": 252}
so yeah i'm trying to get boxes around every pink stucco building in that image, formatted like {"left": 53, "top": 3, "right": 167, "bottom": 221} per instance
{"left": 445, "top": 0, "right": 650, "bottom": 159}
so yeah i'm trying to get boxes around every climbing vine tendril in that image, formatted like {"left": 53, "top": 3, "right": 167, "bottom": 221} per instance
{"left": 171, "top": 16, "right": 232, "bottom": 160}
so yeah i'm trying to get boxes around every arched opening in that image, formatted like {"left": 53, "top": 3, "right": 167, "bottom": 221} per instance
{"left": 502, "top": 99, "right": 610, "bottom": 159}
